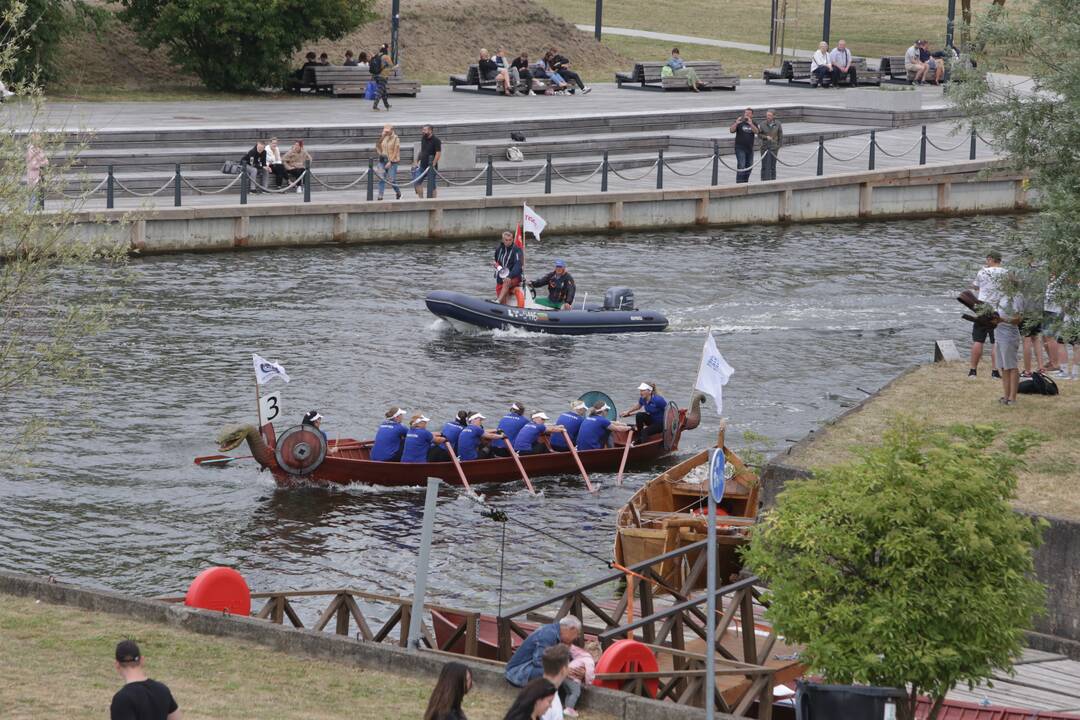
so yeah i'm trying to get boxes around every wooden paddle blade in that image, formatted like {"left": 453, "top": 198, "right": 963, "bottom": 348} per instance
{"left": 194, "top": 454, "right": 235, "bottom": 466}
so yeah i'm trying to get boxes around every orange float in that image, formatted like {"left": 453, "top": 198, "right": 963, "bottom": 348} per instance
{"left": 593, "top": 639, "right": 660, "bottom": 698}
{"left": 184, "top": 567, "right": 251, "bottom": 616}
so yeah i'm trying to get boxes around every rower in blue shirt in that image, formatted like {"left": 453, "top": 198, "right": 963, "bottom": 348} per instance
{"left": 371, "top": 406, "right": 408, "bottom": 461}
{"left": 576, "top": 401, "right": 631, "bottom": 451}
{"left": 512, "top": 411, "right": 563, "bottom": 455}
{"left": 401, "top": 414, "right": 447, "bottom": 463}
{"left": 550, "top": 400, "right": 587, "bottom": 451}
{"left": 620, "top": 382, "right": 668, "bottom": 442}
{"left": 428, "top": 410, "right": 469, "bottom": 462}
{"left": 491, "top": 402, "right": 528, "bottom": 458}
{"left": 457, "top": 412, "right": 501, "bottom": 461}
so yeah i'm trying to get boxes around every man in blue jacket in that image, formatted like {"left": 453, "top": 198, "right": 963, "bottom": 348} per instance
{"left": 494, "top": 231, "right": 524, "bottom": 305}
{"left": 505, "top": 616, "right": 582, "bottom": 687}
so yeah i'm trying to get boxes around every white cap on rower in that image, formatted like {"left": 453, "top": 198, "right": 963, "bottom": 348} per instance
{"left": 391, "top": 408, "right": 406, "bottom": 418}
{"left": 571, "top": 400, "right": 587, "bottom": 410}
{"left": 468, "top": 412, "right": 486, "bottom": 421}
{"left": 413, "top": 415, "right": 430, "bottom": 425}
{"left": 510, "top": 402, "right": 524, "bottom": 412}
{"left": 592, "top": 404, "right": 610, "bottom": 414}
{"left": 637, "top": 382, "right": 652, "bottom": 391}
{"left": 532, "top": 411, "right": 549, "bottom": 420}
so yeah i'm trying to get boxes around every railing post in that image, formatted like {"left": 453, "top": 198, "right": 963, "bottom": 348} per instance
{"left": 485, "top": 155, "right": 493, "bottom": 197}
{"left": 869, "top": 130, "right": 876, "bottom": 171}
{"left": 919, "top": 125, "right": 927, "bottom": 165}
{"left": 174, "top": 164, "right": 182, "bottom": 207}
{"left": 106, "top": 165, "right": 114, "bottom": 209}
{"left": 969, "top": 128, "right": 977, "bottom": 160}
{"left": 816, "top": 136, "right": 824, "bottom": 176}
{"left": 711, "top": 141, "right": 719, "bottom": 186}
{"left": 601, "top": 151, "right": 609, "bottom": 192}
{"left": 240, "top": 168, "right": 248, "bottom": 205}
{"left": 426, "top": 161, "right": 436, "bottom": 197}
{"left": 656, "top": 149, "right": 664, "bottom": 190}
{"left": 367, "top": 158, "right": 374, "bottom": 201}
{"left": 303, "top": 160, "right": 312, "bottom": 203}
{"left": 544, "top": 154, "right": 552, "bottom": 194}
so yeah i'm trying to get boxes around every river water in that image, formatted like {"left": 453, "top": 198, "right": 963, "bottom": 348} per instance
{"left": 0, "top": 215, "right": 1026, "bottom": 617}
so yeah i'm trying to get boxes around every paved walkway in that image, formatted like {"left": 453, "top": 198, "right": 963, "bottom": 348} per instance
{"left": 576, "top": 24, "right": 812, "bottom": 58}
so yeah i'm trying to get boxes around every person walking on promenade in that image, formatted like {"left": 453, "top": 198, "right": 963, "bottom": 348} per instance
{"left": 969, "top": 250, "right": 1005, "bottom": 378}
{"left": 375, "top": 124, "right": 402, "bottom": 200}
{"left": 110, "top": 640, "right": 182, "bottom": 720}
{"left": 370, "top": 43, "right": 394, "bottom": 112}
{"left": 728, "top": 108, "right": 758, "bottom": 184}
{"left": 424, "top": 661, "right": 473, "bottom": 720}
{"left": 414, "top": 125, "right": 442, "bottom": 198}
{"left": 758, "top": 110, "right": 783, "bottom": 181}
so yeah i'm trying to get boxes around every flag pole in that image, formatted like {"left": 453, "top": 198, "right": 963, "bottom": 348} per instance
{"left": 253, "top": 363, "right": 262, "bottom": 427}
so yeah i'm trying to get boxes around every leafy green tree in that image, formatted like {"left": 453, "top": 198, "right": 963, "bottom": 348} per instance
{"left": 112, "top": 0, "right": 376, "bottom": 91}
{"left": 743, "top": 419, "right": 1046, "bottom": 720}
{"left": 950, "top": 0, "right": 1079, "bottom": 330}
{"left": 0, "top": 0, "right": 105, "bottom": 85}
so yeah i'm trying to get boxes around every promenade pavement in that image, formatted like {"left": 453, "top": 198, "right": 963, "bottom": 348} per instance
{"left": 575, "top": 25, "right": 813, "bottom": 58}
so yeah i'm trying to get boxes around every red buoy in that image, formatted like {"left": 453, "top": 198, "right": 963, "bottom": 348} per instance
{"left": 184, "top": 567, "right": 251, "bottom": 616}
{"left": 593, "top": 639, "right": 660, "bottom": 698}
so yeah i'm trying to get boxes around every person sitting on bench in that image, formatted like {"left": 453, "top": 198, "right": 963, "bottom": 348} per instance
{"left": 905, "top": 40, "right": 928, "bottom": 84}
{"left": 811, "top": 42, "right": 833, "bottom": 87}
{"left": 547, "top": 47, "right": 591, "bottom": 94}
{"left": 493, "top": 47, "right": 522, "bottom": 95}
{"left": 829, "top": 39, "right": 857, "bottom": 87}
{"left": 477, "top": 49, "right": 504, "bottom": 92}
{"left": 666, "top": 48, "right": 706, "bottom": 92}
{"left": 512, "top": 52, "right": 535, "bottom": 94}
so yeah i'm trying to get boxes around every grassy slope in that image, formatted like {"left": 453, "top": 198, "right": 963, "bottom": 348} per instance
{"left": 783, "top": 361, "right": 1080, "bottom": 519}
{"left": 0, "top": 594, "right": 613, "bottom": 720}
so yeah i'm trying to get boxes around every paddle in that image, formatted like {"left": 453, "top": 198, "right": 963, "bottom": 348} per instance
{"left": 194, "top": 454, "right": 252, "bottom": 467}
{"left": 445, "top": 444, "right": 475, "bottom": 497}
{"left": 560, "top": 429, "right": 595, "bottom": 493}
{"left": 615, "top": 428, "right": 633, "bottom": 486}
{"left": 500, "top": 432, "right": 537, "bottom": 495}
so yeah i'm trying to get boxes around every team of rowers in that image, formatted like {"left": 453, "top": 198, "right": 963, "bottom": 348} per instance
{"left": 302, "top": 383, "right": 670, "bottom": 464}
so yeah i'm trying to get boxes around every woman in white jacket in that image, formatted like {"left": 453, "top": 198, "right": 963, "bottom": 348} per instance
{"left": 810, "top": 41, "right": 833, "bottom": 88}
{"left": 265, "top": 137, "right": 286, "bottom": 188}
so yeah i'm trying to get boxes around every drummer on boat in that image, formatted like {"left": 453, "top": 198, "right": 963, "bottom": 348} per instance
{"left": 491, "top": 402, "right": 528, "bottom": 457}
{"left": 528, "top": 259, "right": 576, "bottom": 310}
{"left": 512, "top": 411, "right": 563, "bottom": 455}
{"left": 550, "top": 400, "right": 587, "bottom": 451}
{"left": 494, "top": 231, "right": 525, "bottom": 306}
{"left": 371, "top": 406, "right": 408, "bottom": 462}
{"left": 577, "top": 401, "right": 631, "bottom": 450}
{"left": 457, "top": 412, "right": 502, "bottom": 460}
{"left": 621, "top": 382, "right": 667, "bottom": 442}
{"left": 401, "top": 414, "right": 447, "bottom": 463}
{"left": 302, "top": 410, "right": 326, "bottom": 439}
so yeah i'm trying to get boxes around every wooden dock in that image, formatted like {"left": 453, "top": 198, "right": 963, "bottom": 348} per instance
{"left": 944, "top": 648, "right": 1080, "bottom": 715}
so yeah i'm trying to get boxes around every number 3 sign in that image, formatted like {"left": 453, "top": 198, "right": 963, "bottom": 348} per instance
{"left": 259, "top": 392, "right": 282, "bottom": 425}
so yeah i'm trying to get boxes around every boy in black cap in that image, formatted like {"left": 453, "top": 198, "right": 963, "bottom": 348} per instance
{"left": 111, "top": 640, "right": 181, "bottom": 720}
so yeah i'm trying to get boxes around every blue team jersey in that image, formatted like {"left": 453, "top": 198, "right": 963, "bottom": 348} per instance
{"left": 492, "top": 413, "right": 528, "bottom": 449}
{"left": 457, "top": 424, "right": 485, "bottom": 460}
{"left": 440, "top": 421, "right": 465, "bottom": 449}
{"left": 576, "top": 415, "right": 612, "bottom": 450}
{"left": 644, "top": 394, "right": 668, "bottom": 424}
{"left": 550, "top": 412, "right": 583, "bottom": 450}
{"left": 513, "top": 422, "right": 546, "bottom": 452}
{"left": 401, "top": 427, "right": 434, "bottom": 463}
{"left": 371, "top": 420, "right": 407, "bottom": 461}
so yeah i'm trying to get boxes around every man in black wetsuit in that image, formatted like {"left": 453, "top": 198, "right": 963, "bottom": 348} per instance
{"left": 529, "top": 259, "right": 576, "bottom": 310}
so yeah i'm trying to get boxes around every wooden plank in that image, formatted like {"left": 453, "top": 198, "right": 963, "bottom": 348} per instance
{"left": 1017, "top": 647, "right": 1069, "bottom": 664}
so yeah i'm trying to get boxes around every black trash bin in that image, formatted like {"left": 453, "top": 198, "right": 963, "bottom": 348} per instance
{"left": 796, "top": 681, "right": 907, "bottom": 720}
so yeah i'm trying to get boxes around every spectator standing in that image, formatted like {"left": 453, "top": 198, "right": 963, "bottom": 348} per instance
{"left": 1020, "top": 267, "right": 1047, "bottom": 378}
{"left": 969, "top": 250, "right": 1005, "bottom": 379}
{"left": 548, "top": 47, "right": 590, "bottom": 94}
{"left": 564, "top": 645, "right": 595, "bottom": 718}
{"left": 424, "top": 661, "right": 472, "bottom": 720}
{"left": 414, "top": 125, "right": 442, "bottom": 198}
{"left": 728, "top": 108, "right": 758, "bottom": 184}
{"left": 370, "top": 44, "right": 393, "bottom": 112}
{"left": 810, "top": 41, "right": 833, "bottom": 87}
{"left": 283, "top": 140, "right": 312, "bottom": 194}
{"left": 25, "top": 137, "right": 48, "bottom": 211}
{"left": 110, "top": 640, "right": 182, "bottom": 720}
{"left": 242, "top": 140, "right": 268, "bottom": 193}
{"left": 994, "top": 274, "right": 1025, "bottom": 405}
{"left": 375, "top": 123, "right": 402, "bottom": 201}
{"left": 503, "top": 679, "right": 558, "bottom": 720}
{"left": 265, "top": 137, "right": 286, "bottom": 189}
{"left": 905, "top": 40, "right": 928, "bottom": 84}
{"left": 504, "top": 617, "right": 581, "bottom": 688}
{"left": 758, "top": 109, "right": 782, "bottom": 181}
{"left": 829, "top": 39, "right": 857, "bottom": 86}
{"left": 1044, "top": 274, "right": 1067, "bottom": 377}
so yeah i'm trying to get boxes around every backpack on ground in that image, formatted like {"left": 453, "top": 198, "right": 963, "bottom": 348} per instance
{"left": 510, "top": 131, "right": 526, "bottom": 142}
{"left": 369, "top": 53, "right": 383, "bottom": 77}
{"left": 1018, "top": 371, "right": 1059, "bottom": 396}
{"left": 506, "top": 146, "right": 524, "bottom": 162}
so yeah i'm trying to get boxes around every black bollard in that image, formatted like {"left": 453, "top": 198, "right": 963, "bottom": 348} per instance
{"left": 174, "top": 164, "right": 182, "bottom": 207}
{"left": 107, "top": 165, "right": 114, "bottom": 209}
{"left": 486, "top": 156, "right": 493, "bottom": 197}
{"left": 656, "top": 149, "right": 664, "bottom": 190}
{"left": 711, "top": 142, "right": 719, "bottom": 186}
{"left": 869, "top": 130, "right": 876, "bottom": 171}
{"left": 544, "top": 154, "right": 552, "bottom": 194}
{"left": 240, "top": 170, "right": 248, "bottom": 205}
{"left": 304, "top": 160, "right": 312, "bottom": 203}
{"left": 426, "top": 161, "right": 436, "bottom": 197}
{"left": 367, "top": 158, "right": 374, "bottom": 201}
{"left": 816, "top": 136, "right": 824, "bottom": 176}
{"left": 969, "top": 128, "right": 977, "bottom": 160}
{"left": 919, "top": 125, "right": 927, "bottom": 165}
{"left": 601, "top": 151, "right": 609, "bottom": 192}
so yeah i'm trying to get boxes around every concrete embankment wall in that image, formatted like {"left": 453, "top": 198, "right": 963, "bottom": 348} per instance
{"left": 66, "top": 159, "right": 1030, "bottom": 255}
{"left": 0, "top": 570, "right": 715, "bottom": 720}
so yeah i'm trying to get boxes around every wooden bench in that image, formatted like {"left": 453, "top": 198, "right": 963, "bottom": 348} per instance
{"left": 311, "top": 66, "right": 421, "bottom": 97}
{"left": 764, "top": 57, "right": 881, "bottom": 87}
{"left": 615, "top": 61, "right": 738, "bottom": 91}
{"left": 880, "top": 55, "right": 914, "bottom": 83}
{"left": 449, "top": 64, "right": 499, "bottom": 92}
{"left": 286, "top": 66, "right": 325, "bottom": 94}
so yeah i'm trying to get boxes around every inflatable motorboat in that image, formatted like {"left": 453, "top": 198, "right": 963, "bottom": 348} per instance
{"left": 426, "top": 287, "right": 669, "bottom": 335}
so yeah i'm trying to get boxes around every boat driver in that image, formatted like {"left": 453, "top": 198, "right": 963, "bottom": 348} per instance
{"left": 371, "top": 406, "right": 408, "bottom": 462}
{"left": 621, "top": 382, "right": 668, "bottom": 442}
{"left": 528, "top": 259, "right": 576, "bottom": 310}
{"left": 494, "top": 231, "right": 524, "bottom": 306}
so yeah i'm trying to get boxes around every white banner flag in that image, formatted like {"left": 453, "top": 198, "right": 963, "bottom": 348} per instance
{"left": 694, "top": 330, "right": 733, "bottom": 414}
{"left": 252, "top": 353, "right": 290, "bottom": 385}
{"left": 523, "top": 203, "right": 547, "bottom": 239}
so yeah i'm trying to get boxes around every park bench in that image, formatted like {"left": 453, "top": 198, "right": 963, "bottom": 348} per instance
{"left": 450, "top": 64, "right": 498, "bottom": 92}
{"left": 763, "top": 57, "right": 881, "bottom": 87}
{"left": 614, "top": 61, "right": 738, "bottom": 91}
{"left": 879, "top": 55, "right": 915, "bottom": 83}
{"left": 312, "top": 66, "right": 421, "bottom": 97}
{"left": 287, "top": 66, "right": 326, "bottom": 94}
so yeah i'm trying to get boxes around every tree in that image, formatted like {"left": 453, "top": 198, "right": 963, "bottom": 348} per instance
{"left": 0, "top": 0, "right": 106, "bottom": 85}
{"left": 1, "top": 1, "right": 130, "bottom": 456}
{"left": 743, "top": 419, "right": 1046, "bottom": 720}
{"left": 112, "top": 0, "right": 376, "bottom": 91}
{"left": 949, "top": 0, "right": 1080, "bottom": 330}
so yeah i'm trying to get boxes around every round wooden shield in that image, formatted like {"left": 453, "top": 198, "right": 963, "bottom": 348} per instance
{"left": 274, "top": 425, "right": 327, "bottom": 476}
{"left": 662, "top": 401, "right": 681, "bottom": 451}
{"left": 578, "top": 391, "right": 617, "bottom": 421}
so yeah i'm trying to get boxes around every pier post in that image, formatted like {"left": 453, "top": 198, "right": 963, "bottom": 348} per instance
{"left": 869, "top": 130, "right": 876, "bottom": 171}
{"left": 427, "top": 162, "right": 437, "bottom": 197}
{"left": 816, "top": 136, "right": 824, "bottom": 176}
{"left": 544, "top": 154, "right": 552, "bottom": 194}
{"left": 705, "top": 449, "right": 719, "bottom": 720}
{"left": 367, "top": 158, "right": 374, "bottom": 201}
{"left": 711, "top": 142, "right": 719, "bottom": 186}
{"left": 107, "top": 165, "right": 114, "bottom": 209}
{"left": 304, "top": 160, "right": 312, "bottom": 203}
{"left": 656, "top": 149, "right": 664, "bottom": 190}
{"left": 601, "top": 151, "right": 609, "bottom": 192}
{"left": 486, "top": 156, "right": 493, "bottom": 197}
{"left": 970, "top": 128, "right": 977, "bottom": 160}
{"left": 407, "top": 478, "right": 439, "bottom": 650}
{"left": 174, "top": 164, "right": 182, "bottom": 207}
{"left": 240, "top": 169, "right": 248, "bottom": 205}
{"left": 919, "top": 125, "right": 927, "bottom": 165}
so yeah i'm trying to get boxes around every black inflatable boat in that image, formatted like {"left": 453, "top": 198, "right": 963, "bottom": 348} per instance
{"left": 425, "top": 288, "right": 669, "bottom": 335}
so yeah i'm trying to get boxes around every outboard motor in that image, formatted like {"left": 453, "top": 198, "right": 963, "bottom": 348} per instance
{"left": 603, "top": 287, "right": 635, "bottom": 310}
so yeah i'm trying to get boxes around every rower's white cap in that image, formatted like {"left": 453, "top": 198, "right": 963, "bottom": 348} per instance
{"left": 637, "top": 382, "right": 652, "bottom": 391}
{"left": 510, "top": 402, "right": 524, "bottom": 412}
{"left": 592, "top": 404, "right": 610, "bottom": 414}
{"left": 468, "top": 412, "right": 486, "bottom": 421}
{"left": 391, "top": 408, "right": 406, "bottom": 418}
{"left": 571, "top": 400, "right": 587, "bottom": 410}
{"left": 413, "top": 415, "right": 430, "bottom": 425}
{"left": 532, "top": 411, "right": 550, "bottom": 420}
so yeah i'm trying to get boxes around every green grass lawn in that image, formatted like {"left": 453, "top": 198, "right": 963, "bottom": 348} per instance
{"left": 590, "top": 35, "right": 777, "bottom": 81}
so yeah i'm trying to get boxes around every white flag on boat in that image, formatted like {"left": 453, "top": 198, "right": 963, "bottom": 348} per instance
{"left": 694, "top": 329, "right": 733, "bottom": 413}
{"left": 523, "top": 203, "right": 547, "bottom": 240}
{"left": 252, "top": 353, "right": 290, "bottom": 385}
